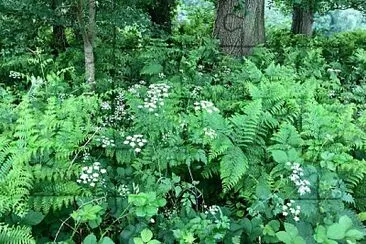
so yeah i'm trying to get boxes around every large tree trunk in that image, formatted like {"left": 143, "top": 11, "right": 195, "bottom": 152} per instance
{"left": 291, "top": 3, "right": 314, "bottom": 37}
{"left": 213, "top": 0, "right": 265, "bottom": 56}
{"left": 77, "top": 0, "right": 96, "bottom": 84}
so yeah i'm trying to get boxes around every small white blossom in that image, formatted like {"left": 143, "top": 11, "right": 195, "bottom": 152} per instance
{"left": 281, "top": 201, "right": 301, "bottom": 222}
{"left": 77, "top": 162, "right": 107, "bottom": 187}
{"left": 138, "top": 83, "right": 171, "bottom": 113}
{"left": 101, "top": 102, "right": 111, "bottom": 110}
{"left": 194, "top": 101, "right": 219, "bottom": 113}
{"left": 124, "top": 134, "right": 147, "bottom": 153}
{"left": 288, "top": 162, "right": 311, "bottom": 196}
{"left": 203, "top": 127, "right": 217, "bottom": 139}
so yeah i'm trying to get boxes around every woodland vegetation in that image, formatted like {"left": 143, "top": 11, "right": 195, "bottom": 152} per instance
{"left": 1, "top": 0, "right": 366, "bottom": 243}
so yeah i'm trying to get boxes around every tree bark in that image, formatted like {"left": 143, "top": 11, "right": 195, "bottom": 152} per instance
{"left": 147, "top": 0, "right": 176, "bottom": 34}
{"left": 291, "top": 3, "right": 314, "bottom": 37}
{"left": 51, "top": 0, "right": 68, "bottom": 55}
{"left": 77, "top": 0, "right": 96, "bottom": 84}
{"left": 213, "top": 0, "right": 265, "bottom": 56}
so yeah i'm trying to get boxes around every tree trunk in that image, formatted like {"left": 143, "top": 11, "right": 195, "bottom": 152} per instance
{"left": 77, "top": 0, "right": 96, "bottom": 84}
{"left": 51, "top": 0, "right": 68, "bottom": 55}
{"left": 213, "top": 0, "right": 265, "bottom": 56}
{"left": 291, "top": 3, "right": 314, "bottom": 37}
{"left": 147, "top": 0, "right": 176, "bottom": 34}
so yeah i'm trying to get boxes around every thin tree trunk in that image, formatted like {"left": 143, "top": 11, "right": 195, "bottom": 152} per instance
{"left": 291, "top": 3, "right": 314, "bottom": 36}
{"left": 77, "top": 0, "right": 96, "bottom": 84}
{"left": 214, "top": 0, "right": 265, "bottom": 56}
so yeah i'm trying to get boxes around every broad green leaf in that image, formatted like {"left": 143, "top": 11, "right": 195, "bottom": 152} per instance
{"left": 293, "top": 236, "right": 306, "bottom": 244}
{"left": 276, "top": 231, "right": 292, "bottom": 244}
{"left": 148, "top": 240, "right": 161, "bottom": 244}
{"left": 272, "top": 150, "right": 288, "bottom": 163}
{"left": 327, "top": 224, "right": 346, "bottom": 240}
{"left": 314, "top": 225, "right": 327, "bottom": 242}
{"left": 338, "top": 216, "right": 353, "bottom": 230}
{"left": 20, "top": 211, "right": 45, "bottom": 226}
{"left": 133, "top": 237, "right": 144, "bottom": 244}
{"left": 284, "top": 223, "right": 298, "bottom": 237}
{"left": 98, "top": 237, "right": 115, "bottom": 244}
{"left": 141, "top": 229, "right": 153, "bottom": 242}
{"left": 345, "top": 229, "right": 364, "bottom": 240}
{"left": 83, "top": 234, "right": 97, "bottom": 244}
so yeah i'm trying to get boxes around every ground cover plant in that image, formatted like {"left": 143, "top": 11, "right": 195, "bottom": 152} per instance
{"left": 1, "top": 0, "right": 366, "bottom": 243}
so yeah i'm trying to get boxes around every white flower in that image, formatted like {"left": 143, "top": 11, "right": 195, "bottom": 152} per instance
{"left": 130, "top": 142, "right": 136, "bottom": 147}
{"left": 87, "top": 168, "right": 93, "bottom": 174}
{"left": 294, "top": 216, "right": 300, "bottom": 222}
{"left": 92, "top": 173, "right": 99, "bottom": 178}
{"left": 101, "top": 102, "right": 111, "bottom": 110}
{"left": 135, "top": 148, "right": 141, "bottom": 153}
{"left": 90, "top": 182, "right": 96, "bottom": 187}
{"left": 100, "top": 169, "right": 107, "bottom": 174}
{"left": 283, "top": 212, "right": 288, "bottom": 216}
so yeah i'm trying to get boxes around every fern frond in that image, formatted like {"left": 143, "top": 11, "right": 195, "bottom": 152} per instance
{"left": 220, "top": 146, "right": 248, "bottom": 192}
{"left": 0, "top": 224, "right": 35, "bottom": 244}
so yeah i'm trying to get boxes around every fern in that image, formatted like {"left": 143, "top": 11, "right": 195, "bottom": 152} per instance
{"left": 0, "top": 224, "right": 35, "bottom": 244}
{"left": 220, "top": 146, "right": 248, "bottom": 192}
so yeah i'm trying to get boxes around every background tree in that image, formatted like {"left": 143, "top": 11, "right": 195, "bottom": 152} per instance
{"left": 214, "top": 0, "right": 265, "bottom": 56}
{"left": 274, "top": 0, "right": 366, "bottom": 36}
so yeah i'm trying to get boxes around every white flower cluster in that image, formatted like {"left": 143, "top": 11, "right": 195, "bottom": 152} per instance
{"left": 77, "top": 162, "right": 107, "bottom": 187}
{"left": 113, "top": 92, "right": 127, "bottom": 120}
{"left": 204, "top": 205, "right": 220, "bottom": 215}
{"left": 203, "top": 127, "right": 217, "bottom": 139}
{"left": 123, "top": 134, "right": 147, "bottom": 153}
{"left": 82, "top": 152, "right": 90, "bottom": 162}
{"left": 222, "top": 65, "right": 231, "bottom": 74}
{"left": 194, "top": 101, "right": 219, "bottom": 113}
{"left": 9, "top": 71, "right": 22, "bottom": 79}
{"left": 96, "top": 135, "right": 116, "bottom": 148}
{"left": 158, "top": 73, "right": 166, "bottom": 79}
{"left": 128, "top": 82, "right": 145, "bottom": 97}
{"left": 288, "top": 162, "right": 311, "bottom": 196}
{"left": 101, "top": 92, "right": 128, "bottom": 127}
{"left": 117, "top": 184, "right": 130, "bottom": 197}
{"left": 138, "top": 83, "right": 170, "bottom": 112}
{"left": 191, "top": 86, "right": 202, "bottom": 97}
{"left": 282, "top": 200, "right": 301, "bottom": 222}
{"left": 101, "top": 102, "right": 111, "bottom": 110}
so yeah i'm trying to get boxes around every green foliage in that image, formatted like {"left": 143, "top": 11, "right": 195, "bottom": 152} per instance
{"left": 2, "top": 2, "right": 366, "bottom": 242}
